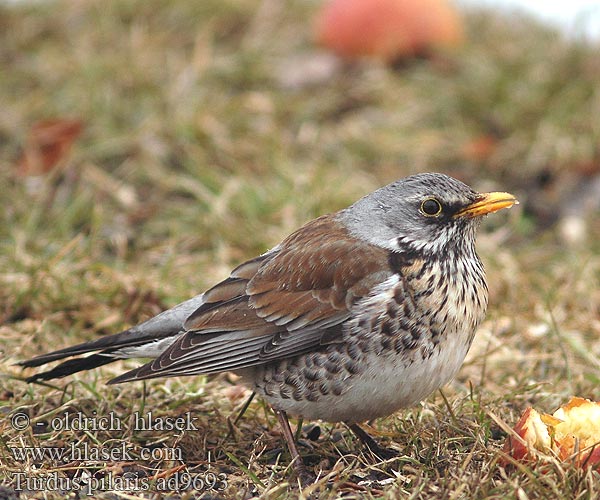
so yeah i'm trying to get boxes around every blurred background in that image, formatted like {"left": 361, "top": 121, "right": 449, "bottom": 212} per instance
{"left": 1, "top": 0, "right": 599, "bottom": 496}
{"left": 2, "top": 0, "right": 599, "bottom": 296}
{"left": 467, "top": 0, "right": 600, "bottom": 37}
{"left": 468, "top": 0, "right": 600, "bottom": 39}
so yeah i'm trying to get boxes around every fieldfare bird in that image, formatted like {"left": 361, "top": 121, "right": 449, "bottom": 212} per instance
{"left": 20, "top": 173, "right": 517, "bottom": 480}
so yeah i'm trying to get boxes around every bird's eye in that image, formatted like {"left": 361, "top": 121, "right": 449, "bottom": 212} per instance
{"left": 420, "top": 198, "right": 442, "bottom": 217}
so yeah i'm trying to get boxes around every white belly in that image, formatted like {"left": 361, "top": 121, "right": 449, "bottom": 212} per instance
{"left": 264, "top": 330, "right": 472, "bottom": 423}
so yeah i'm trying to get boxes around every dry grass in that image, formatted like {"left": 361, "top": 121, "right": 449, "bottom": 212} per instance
{"left": 1, "top": 0, "right": 600, "bottom": 498}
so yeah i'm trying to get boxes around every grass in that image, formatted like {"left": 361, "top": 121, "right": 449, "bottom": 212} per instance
{"left": 1, "top": 0, "right": 600, "bottom": 498}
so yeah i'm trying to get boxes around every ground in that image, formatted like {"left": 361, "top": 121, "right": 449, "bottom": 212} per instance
{"left": 1, "top": 1, "right": 599, "bottom": 498}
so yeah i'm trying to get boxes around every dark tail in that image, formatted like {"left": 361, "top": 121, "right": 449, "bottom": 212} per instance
{"left": 18, "top": 294, "right": 204, "bottom": 382}
{"left": 18, "top": 329, "right": 158, "bottom": 382}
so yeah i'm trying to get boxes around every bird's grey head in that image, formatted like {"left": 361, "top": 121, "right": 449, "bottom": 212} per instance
{"left": 339, "top": 173, "right": 516, "bottom": 257}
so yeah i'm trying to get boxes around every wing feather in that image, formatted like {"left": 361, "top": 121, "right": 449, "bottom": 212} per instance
{"left": 118, "top": 215, "right": 392, "bottom": 381}
{"left": 26, "top": 214, "right": 393, "bottom": 384}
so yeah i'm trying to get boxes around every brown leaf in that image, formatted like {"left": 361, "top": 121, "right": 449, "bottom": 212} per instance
{"left": 18, "top": 118, "right": 84, "bottom": 176}
{"left": 461, "top": 134, "right": 498, "bottom": 163}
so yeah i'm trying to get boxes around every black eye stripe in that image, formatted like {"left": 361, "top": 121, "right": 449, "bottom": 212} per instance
{"left": 420, "top": 198, "right": 442, "bottom": 216}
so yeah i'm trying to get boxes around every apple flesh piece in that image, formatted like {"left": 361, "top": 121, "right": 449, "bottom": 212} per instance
{"left": 504, "top": 397, "right": 600, "bottom": 470}
{"left": 503, "top": 407, "right": 553, "bottom": 462}
{"left": 552, "top": 397, "right": 600, "bottom": 467}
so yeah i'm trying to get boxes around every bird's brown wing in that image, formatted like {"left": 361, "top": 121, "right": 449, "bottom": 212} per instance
{"left": 110, "top": 215, "right": 391, "bottom": 382}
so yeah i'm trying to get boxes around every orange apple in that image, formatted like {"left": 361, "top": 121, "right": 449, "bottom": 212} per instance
{"left": 315, "top": 0, "right": 464, "bottom": 62}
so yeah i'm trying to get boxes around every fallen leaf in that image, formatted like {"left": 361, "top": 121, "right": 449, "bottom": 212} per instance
{"left": 18, "top": 118, "right": 84, "bottom": 176}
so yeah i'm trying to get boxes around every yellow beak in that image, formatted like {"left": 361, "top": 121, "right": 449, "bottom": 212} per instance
{"left": 454, "top": 192, "right": 518, "bottom": 218}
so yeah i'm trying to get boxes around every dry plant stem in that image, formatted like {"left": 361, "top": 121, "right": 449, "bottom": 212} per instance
{"left": 223, "top": 390, "right": 257, "bottom": 444}
{"left": 234, "top": 391, "right": 256, "bottom": 426}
